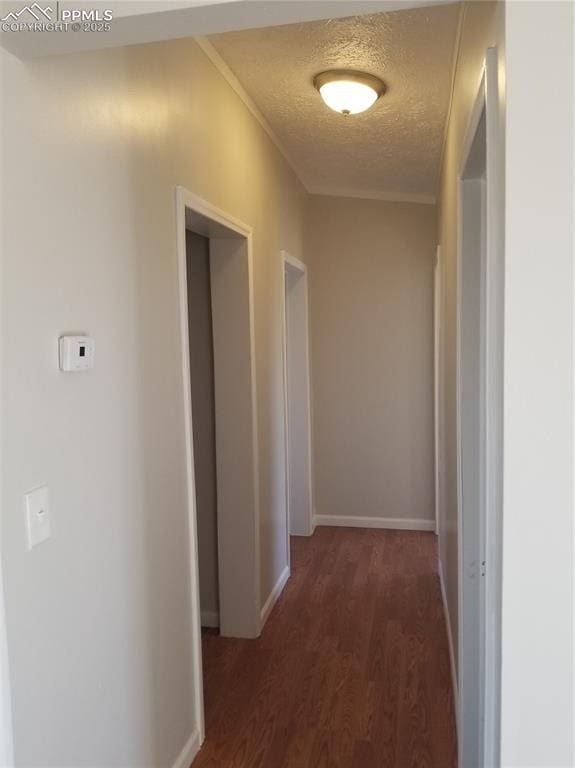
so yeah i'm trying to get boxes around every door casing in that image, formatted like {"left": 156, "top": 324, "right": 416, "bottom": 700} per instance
{"left": 175, "top": 186, "right": 261, "bottom": 745}
{"left": 281, "top": 251, "right": 314, "bottom": 542}
{"left": 456, "top": 46, "right": 504, "bottom": 768}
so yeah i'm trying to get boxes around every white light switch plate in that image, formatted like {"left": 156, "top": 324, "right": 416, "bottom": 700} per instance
{"left": 25, "top": 486, "right": 51, "bottom": 550}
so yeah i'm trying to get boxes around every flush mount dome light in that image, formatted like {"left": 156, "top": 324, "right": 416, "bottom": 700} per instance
{"left": 313, "top": 70, "right": 386, "bottom": 115}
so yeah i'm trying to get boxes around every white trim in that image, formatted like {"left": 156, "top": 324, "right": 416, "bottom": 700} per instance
{"left": 308, "top": 185, "right": 436, "bottom": 206}
{"left": 281, "top": 250, "right": 314, "bottom": 540}
{"left": 438, "top": 555, "right": 459, "bottom": 733}
{"left": 302, "top": 261, "right": 314, "bottom": 536}
{"left": 260, "top": 566, "right": 290, "bottom": 629}
{"left": 459, "top": 80, "right": 487, "bottom": 179}
{"left": 178, "top": 186, "right": 253, "bottom": 240}
{"left": 175, "top": 187, "right": 206, "bottom": 746}
{"left": 175, "top": 185, "right": 262, "bottom": 742}
{"left": 433, "top": 244, "right": 441, "bottom": 537}
{"left": 456, "top": 47, "right": 503, "bottom": 768}
{"left": 481, "top": 46, "right": 504, "bottom": 768}
{"left": 171, "top": 730, "right": 201, "bottom": 768}
{"left": 456, "top": 75, "right": 484, "bottom": 768}
{"left": 200, "top": 610, "right": 220, "bottom": 629}
{"left": 313, "top": 515, "right": 435, "bottom": 532}
{"left": 456, "top": 157, "right": 464, "bottom": 768}
{"left": 179, "top": 185, "right": 261, "bottom": 639}
{"left": 283, "top": 251, "right": 306, "bottom": 273}
{"left": 195, "top": 37, "right": 303, "bottom": 185}
{"left": 281, "top": 256, "right": 291, "bottom": 566}
{"left": 311, "top": 511, "right": 317, "bottom": 534}
{"left": 245, "top": 224, "right": 263, "bottom": 639}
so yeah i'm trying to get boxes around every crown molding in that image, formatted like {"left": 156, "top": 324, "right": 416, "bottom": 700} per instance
{"left": 307, "top": 185, "right": 436, "bottom": 206}
{"left": 436, "top": 1, "right": 466, "bottom": 202}
{"left": 195, "top": 36, "right": 306, "bottom": 187}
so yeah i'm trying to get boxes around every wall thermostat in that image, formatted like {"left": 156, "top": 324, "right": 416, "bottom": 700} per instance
{"left": 59, "top": 335, "right": 95, "bottom": 372}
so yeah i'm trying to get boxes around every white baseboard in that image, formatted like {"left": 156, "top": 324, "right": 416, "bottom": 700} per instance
{"left": 290, "top": 527, "right": 314, "bottom": 538}
{"left": 260, "top": 566, "right": 290, "bottom": 629}
{"left": 171, "top": 729, "right": 200, "bottom": 768}
{"left": 438, "top": 555, "right": 459, "bottom": 731}
{"left": 200, "top": 610, "right": 220, "bottom": 629}
{"left": 313, "top": 515, "right": 435, "bottom": 532}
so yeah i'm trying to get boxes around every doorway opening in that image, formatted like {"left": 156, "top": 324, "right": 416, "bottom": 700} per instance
{"left": 176, "top": 187, "right": 261, "bottom": 745}
{"left": 281, "top": 251, "right": 314, "bottom": 541}
{"left": 186, "top": 231, "right": 220, "bottom": 632}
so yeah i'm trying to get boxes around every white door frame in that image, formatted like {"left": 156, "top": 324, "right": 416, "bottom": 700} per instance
{"left": 175, "top": 185, "right": 261, "bottom": 745}
{"left": 281, "top": 251, "right": 314, "bottom": 541}
{"left": 433, "top": 244, "right": 441, "bottom": 537}
{"left": 456, "top": 47, "right": 503, "bottom": 768}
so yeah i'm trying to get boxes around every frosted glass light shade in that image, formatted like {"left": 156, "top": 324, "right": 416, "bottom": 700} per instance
{"left": 313, "top": 70, "right": 385, "bottom": 116}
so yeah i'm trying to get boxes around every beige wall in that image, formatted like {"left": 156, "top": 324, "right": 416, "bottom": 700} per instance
{"left": 0, "top": 38, "right": 305, "bottom": 766}
{"left": 436, "top": 0, "right": 504, "bottom": 670}
{"left": 306, "top": 195, "right": 437, "bottom": 526}
{"left": 186, "top": 232, "right": 219, "bottom": 623}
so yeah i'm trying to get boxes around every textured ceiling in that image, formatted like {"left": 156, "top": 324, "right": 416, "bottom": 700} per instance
{"left": 208, "top": 3, "right": 461, "bottom": 202}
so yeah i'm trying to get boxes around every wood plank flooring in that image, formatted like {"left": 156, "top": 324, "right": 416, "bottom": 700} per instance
{"left": 192, "top": 527, "right": 457, "bottom": 768}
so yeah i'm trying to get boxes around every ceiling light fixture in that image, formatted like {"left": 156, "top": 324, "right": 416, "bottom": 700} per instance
{"left": 313, "top": 70, "right": 386, "bottom": 116}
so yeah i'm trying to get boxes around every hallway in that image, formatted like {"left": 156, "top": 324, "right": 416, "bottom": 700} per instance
{"left": 193, "top": 528, "right": 457, "bottom": 767}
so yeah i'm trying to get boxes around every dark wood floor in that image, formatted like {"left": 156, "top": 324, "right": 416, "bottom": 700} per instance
{"left": 192, "top": 527, "right": 457, "bottom": 768}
